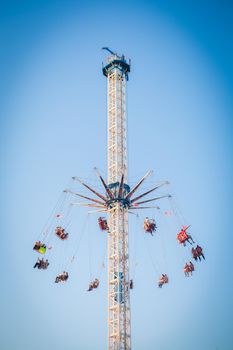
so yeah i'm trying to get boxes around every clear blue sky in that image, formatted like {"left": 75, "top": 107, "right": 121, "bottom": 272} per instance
{"left": 1, "top": 1, "right": 233, "bottom": 349}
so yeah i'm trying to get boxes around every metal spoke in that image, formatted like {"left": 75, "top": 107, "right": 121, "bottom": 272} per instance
{"left": 133, "top": 194, "right": 170, "bottom": 205}
{"left": 64, "top": 189, "right": 106, "bottom": 205}
{"left": 125, "top": 170, "right": 153, "bottom": 200}
{"left": 87, "top": 209, "right": 108, "bottom": 214}
{"left": 71, "top": 202, "right": 106, "bottom": 208}
{"left": 94, "top": 167, "right": 114, "bottom": 199}
{"left": 130, "top": 181, "right": 169, "bottom": 203}
{"left": 129, "top": 206, "right": 160, "bottom": 209}
{"left": 72, "top": 176, "right": 108, "bottom": 201}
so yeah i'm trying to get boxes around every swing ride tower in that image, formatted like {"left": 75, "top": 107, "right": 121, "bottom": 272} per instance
{"left": 33, "top": 46, "right": 201, "bottom": 350}
{"left": 102, "top": 48, "right": 131, "bottom": 350}
{"left": 64, "top": 48, "right": 170, "bottom": 349}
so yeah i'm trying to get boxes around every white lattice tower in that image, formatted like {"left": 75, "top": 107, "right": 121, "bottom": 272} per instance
{"left": 67, "top": 49, "right": 169, "bottom": 350}
{"left": 103, "top": 53, "right": 131, "bottom": 350}
{"left": 66, "top": 49, "right": 169, "bottom": 350}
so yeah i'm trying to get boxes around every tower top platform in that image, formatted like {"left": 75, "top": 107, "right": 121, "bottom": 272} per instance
{"left": 102, "top": 53, "right": 130, "bottom": 79}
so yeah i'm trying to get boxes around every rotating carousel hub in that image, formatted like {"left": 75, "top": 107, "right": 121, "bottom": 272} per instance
{"left": 106, "top": 182, "right": 131, "bottom": 209}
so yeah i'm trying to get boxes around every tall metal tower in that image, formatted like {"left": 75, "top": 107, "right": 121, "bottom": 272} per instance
{"left": 34, "top": 45, "right": 193, "bottom": 350}
{"left": 65, "top": 48, "right": 169, "bottom": 350}
{"left": 102, "top": 48, "right": 131, "bottom": 350}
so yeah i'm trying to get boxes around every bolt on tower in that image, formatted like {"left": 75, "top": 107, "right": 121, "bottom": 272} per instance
{"left": 103, "top": 49, "right": 131, "bottom": 350}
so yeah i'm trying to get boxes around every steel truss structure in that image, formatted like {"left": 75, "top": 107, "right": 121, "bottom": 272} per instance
{"left": 66, "top": 49, "right": 169, "bottom": 350}
{"left": 104, "top": 53, "right": 131, "bottom": 350}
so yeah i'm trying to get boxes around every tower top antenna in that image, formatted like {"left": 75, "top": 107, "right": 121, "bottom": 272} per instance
{"left": 102, "top": 47, "right": 118, "bottom": 56}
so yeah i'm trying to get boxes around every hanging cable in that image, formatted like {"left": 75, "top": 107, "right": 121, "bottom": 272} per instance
{"left": 97, "top": 241, "right": 108, "bottom": 281}
{"left": 136, "top": 213, "right": 161, "bottom": 276}
{"left": 156, "top": 208, "right": 168, "bottom": 272}
{"left": 87, "top": 214, "right": 93, "bottom": 281}
{"left": 130, "top": 214, "right": 139, "bottom": 280}
{"left": 168, "top": 195, "right": 201, "bottom": 249}
{"left": 64, "top": 213, "right": 90, "bottom": 271}
{"left": 36, "top": 190, "right": 66, "bottom": 243}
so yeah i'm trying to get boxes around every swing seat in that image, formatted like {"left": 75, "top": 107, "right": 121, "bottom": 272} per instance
{"left": 98, "top": 217, "right": 109, "bottom": 231}
{"left": 33, "top": 242, "right": 46, "bottom": 254}
{"left": 93, "top": 280, "right": 99, "bottom": 288}
{"left": 55, "top": 227, "right": 68, "bottom": 240}
{"left": 38, "top": 246, "right": 46, "bottom": 254}
{"left": 177, "top": 231, "right": 188, "bottom": 243}
{"left": 144, "top": 219, "right": 156, "bottom": 233}
{"left": 55, "top": 231, "right": 68, "bottom": 240}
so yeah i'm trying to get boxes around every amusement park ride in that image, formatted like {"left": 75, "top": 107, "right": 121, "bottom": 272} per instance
{"left": 33, "top": 48, "right": 205, "bottom": 350}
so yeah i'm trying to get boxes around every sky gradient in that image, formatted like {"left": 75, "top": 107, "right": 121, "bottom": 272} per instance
{"left": 1, "top": 1, "right": 233, "bottom": 350}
